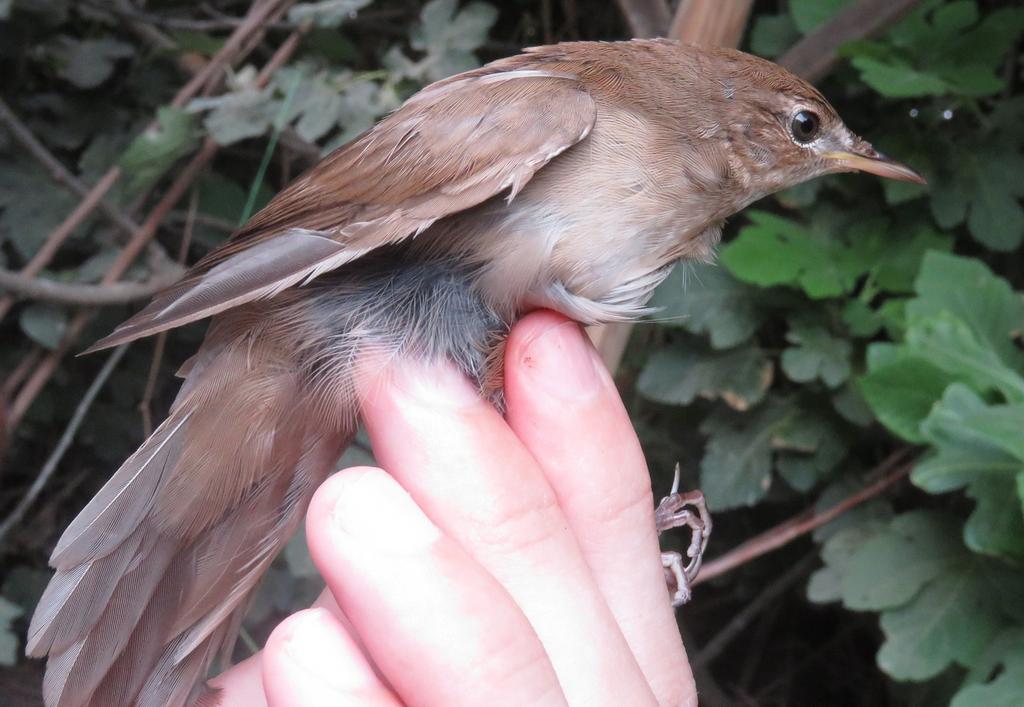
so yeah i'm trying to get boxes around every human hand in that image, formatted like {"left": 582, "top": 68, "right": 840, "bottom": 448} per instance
{"left": 212, "top": 310, "right": 696, "bottom": 706}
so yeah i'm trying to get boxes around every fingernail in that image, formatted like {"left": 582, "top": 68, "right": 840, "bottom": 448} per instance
{"left": 282, "top": 608, "right": 368, "bottom": 691}
{"left": 331, "top": 468, "right": 441, "bottom": 552}
{"left": 519, "top": 321, "right": 601, "bottom": 400}
{"left": 388, "top": 357, "right": 481, "bottom": 407}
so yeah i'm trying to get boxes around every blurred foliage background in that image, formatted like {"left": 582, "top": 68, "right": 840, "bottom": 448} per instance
{"left": 0, "top": 1, "right": 1022, "bottom": 705}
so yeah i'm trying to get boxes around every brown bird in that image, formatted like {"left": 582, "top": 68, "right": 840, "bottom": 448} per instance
{"left": 28, "top": 39, "right": 923, "bottom": 707}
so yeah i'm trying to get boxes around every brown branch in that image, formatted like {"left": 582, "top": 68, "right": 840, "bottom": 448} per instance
{"left": 669, "top": 0, "right": 754, "bottom": 46}
{"left": 0, "top": 265, "right": 184, "bottom": 306}
{"left": 6, "top": 15, "right": 310, "bottom": 433}
{"left": 779, "top": 0, "right": 923, "bottom": 83}
{"left": 140, "top": 189, "right": 198, "bottom": 436}
{"left": 5, "top": 139, "right": 221, "bottom": 430}
{"left": 614, "top": 0, "right": 671, "bottom": 38}
{"left": 694, "top": 449, "right": 915, "bottom": 585}
{"left": 110, "top": 0, "right": 178, "bottom": 50}
{"left": 692, "top": 552, "right": 818, "bottom": 668}
{"left": 1, "top": 349, "right": 41, "bottom": 400}
{"left": 86, "top": 2, "right": 403, "bottom": 33}
{"left": 0, "top": 345, "right": 129, "bottom": 547}
{"left": 171, "top": 0, "right": 295, "bottom": 104}
{"left": 592, "top": 0, "right": 754, "bottom": 367}
{"left": 0, "top": 1, "right": 293, "bottom": 332}
{"left": 0, "top": 168, "right": 122, "bottom": 325}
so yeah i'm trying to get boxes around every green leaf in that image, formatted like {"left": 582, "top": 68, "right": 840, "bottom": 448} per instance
{"left": 952, "top": 405, "right": 1024, "bottom": 461}
{"left": 46, "top": 36, "right": 134, "bottom": 89}
{"left": 781, "top": 323, "right": 852, "bottom": 388}
{"left": 912, "top": 446, "right": 1023, "bottom": 495}
{"left": 789, "top": 0, "right": 851, "bottom": 34}
{"left": 904, "top": 313, "right": 1024, "bottom": 403}
{"left": 877, "top": 557, "right": 1005, "bottom": 680}
{"left": 168, "top": 30, "right": 225, "bottom": 55}
{"left": 928, "top": 140, "right": 1024, "bottom": 251}
{"left": 773, "top": 412, "right": 847, "bottom": 491}
{"left": 859, "top": 352, "right": 957, "bottom": 443}
{"left": 0, "top": 160, "right": 81, "bottom": 260}
{"left": 842, "top": 300, "right": 883, "bottom": 338}
{"left": 699, "top": 400, "right": 796, "bottom": 510}
{"left": 813, "top": 478, "right": 894, "bottom": 543}
{"left": 647, "top": 263, "right": 761, "bottom": 349}
{"left": 963, "top": 477, "right": 1024, "bottom": 562}
{"left": 952, "top": 649, "right": 1024, "bottom": 707}
{"left": 910, "top": 252, "right": 1024, "bottom": 370}
{"left": 0, "top": 596, "right": 22, "bottom": 667}
{"left": 196, "top": 172, "right": 272, "bottom": 230}
{"left": 637, "top": 345, "right": 773, "bottom": 412}
{"left": 850, "top": 56, "right": 949, "bottom": 97}
{"left": 720, "top": 211, "right": 858, "bottom": 299}
{"left": 831, "top": 383, "right": 874, "bottom": 427}
{"left": 846, "top": 3, "right": 1024, "bottom": 101}
{"left": 288, "top": 0, "right": 372, "bottom": 27}
{"left": 871, "top": 227, "right": 953, "bottom": 294}
{"left": 749, "top": 14, "right": 799, "bottom": 58}
{"left": 275, "top": 67, "right": 346, "bottom": 142}
{"left": 190, "top": 87, "right": 281, "bottom": 146}
{"left": 841, "top": 512, "right": 961, "bottom": 610}
{"left": 808, "top": 522, "right": 886, "bottom": 604}
{"left": 118, "top": 106, "right": 200, "bottom": 194}
{"left": 394, "top": 0, "right": 498, "bottom": 83}
{"left": 19, "top": 302, "right": 68, "bottom": 350}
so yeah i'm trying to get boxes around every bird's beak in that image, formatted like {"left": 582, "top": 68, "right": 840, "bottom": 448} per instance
{"left": 822, "top": 140, "right": 926, "bottom": 185}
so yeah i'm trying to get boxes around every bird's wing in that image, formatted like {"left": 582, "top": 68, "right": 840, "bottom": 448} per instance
{"left": 88, "top": 68, "right": 597, "bottom": 351}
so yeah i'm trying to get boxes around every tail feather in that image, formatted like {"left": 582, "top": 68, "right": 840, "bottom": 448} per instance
{"left": 136, "top": 623, "right": 234, "bottom": 707}
{"left": 27, "top": 531, "right": 147, "bottom": 657}
{"left": 50, "top": 413, "right": 190, "bottom": 569}
{"left": 30, "top": 336, "right": 351, "bottom": 707}
{"left": 43, "top": 537, "right": 175, "bottom": 707}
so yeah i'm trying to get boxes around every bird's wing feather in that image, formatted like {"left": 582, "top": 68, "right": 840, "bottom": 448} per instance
{"left": 87, "top": 69, "right": 596, "bottom": 351}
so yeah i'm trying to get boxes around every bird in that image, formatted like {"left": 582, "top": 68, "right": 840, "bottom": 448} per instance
{"left": 27, "top": 38, "right": 923, "bottom": 707}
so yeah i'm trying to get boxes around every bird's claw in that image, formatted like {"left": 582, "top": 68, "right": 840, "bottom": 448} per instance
{"left": 656, "top": 465, "right": 712, "bottom": 607}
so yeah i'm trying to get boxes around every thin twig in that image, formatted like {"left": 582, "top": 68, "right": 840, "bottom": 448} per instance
{"left": 779, "top": 0, "right": 923, "bottom": 83}
{"left": 614, "top": 0, "right": 671, "bottom": 37}
{"left": 172, "top": 0, "right": 296, "bottom": 105}
{"left": 111, "top": 0, "right": 178, "bottom": 50}
{"left": 0, "top": 168, "right": 122, "bottom": 323}
{"left": 140, "top": 189, "right": 199, "bottom": 436}
{"left": 84, "top": 1, "right": 402, "bottom": 33}
{"left": 0, "top": 1, "right": 293, "bottom": 337}
{"left": 6, "top": 15, "right": 311, "bottom": 434}
{"left": 2, "top": 349, "right": 41, "bottom": 400}
{"left": 592, "top": 0, "right": 754, "bottom": 368}
{"left": 692, "top": 553, "right": 818, "bottom": 668}
{"left": 0, "top": 266, "right": 184, "bottom": 306}
{"left": 6, "top": 138, "right": 220, "bottom": 432}
{"left": 0, "top": 95, "right": 176, "bottom": 315}
{"left": 694, "top": 449, "right": 914, "bottom": 585}
{"left": 0, "top": 344, "right": 129, "bottom": 546}
{"left": 670, "top": 0, "right": 754, "bottom": 47}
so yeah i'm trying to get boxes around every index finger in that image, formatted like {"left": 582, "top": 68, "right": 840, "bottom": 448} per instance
{"left": 503, "top": 311, "right": 697, "bottom": 707}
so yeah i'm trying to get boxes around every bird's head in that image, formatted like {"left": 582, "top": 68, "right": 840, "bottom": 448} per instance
{"left": 698, "top": 47, "right": 926, "bottom": 198}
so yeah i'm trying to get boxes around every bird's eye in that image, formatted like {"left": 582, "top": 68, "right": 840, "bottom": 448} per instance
{"left": 790, "top": 110, "right": 821, "bottom": 144}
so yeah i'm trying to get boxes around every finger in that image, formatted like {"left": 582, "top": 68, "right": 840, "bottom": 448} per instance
{"left": 262, "top": 608, "right": 400, "bottom": 707}
{"left": 504, "top": 311, "right": 696, "bottom": 707}
{"left": 209, "top": 653, "right": 268, "bottom": 707}
{"left": 306, "top": 466, "right": 567, "bottom": 707}
{"left": 359, "top": 360, "right": 656, "bottom": 706}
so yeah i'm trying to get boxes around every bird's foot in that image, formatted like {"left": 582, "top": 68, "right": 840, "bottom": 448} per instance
{"left": 656, "top": 465, "right": 712, "bottom": 607}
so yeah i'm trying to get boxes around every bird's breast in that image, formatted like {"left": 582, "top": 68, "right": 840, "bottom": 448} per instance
{"left": 455, "top": 109, "right": 728, "bottom": 324}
